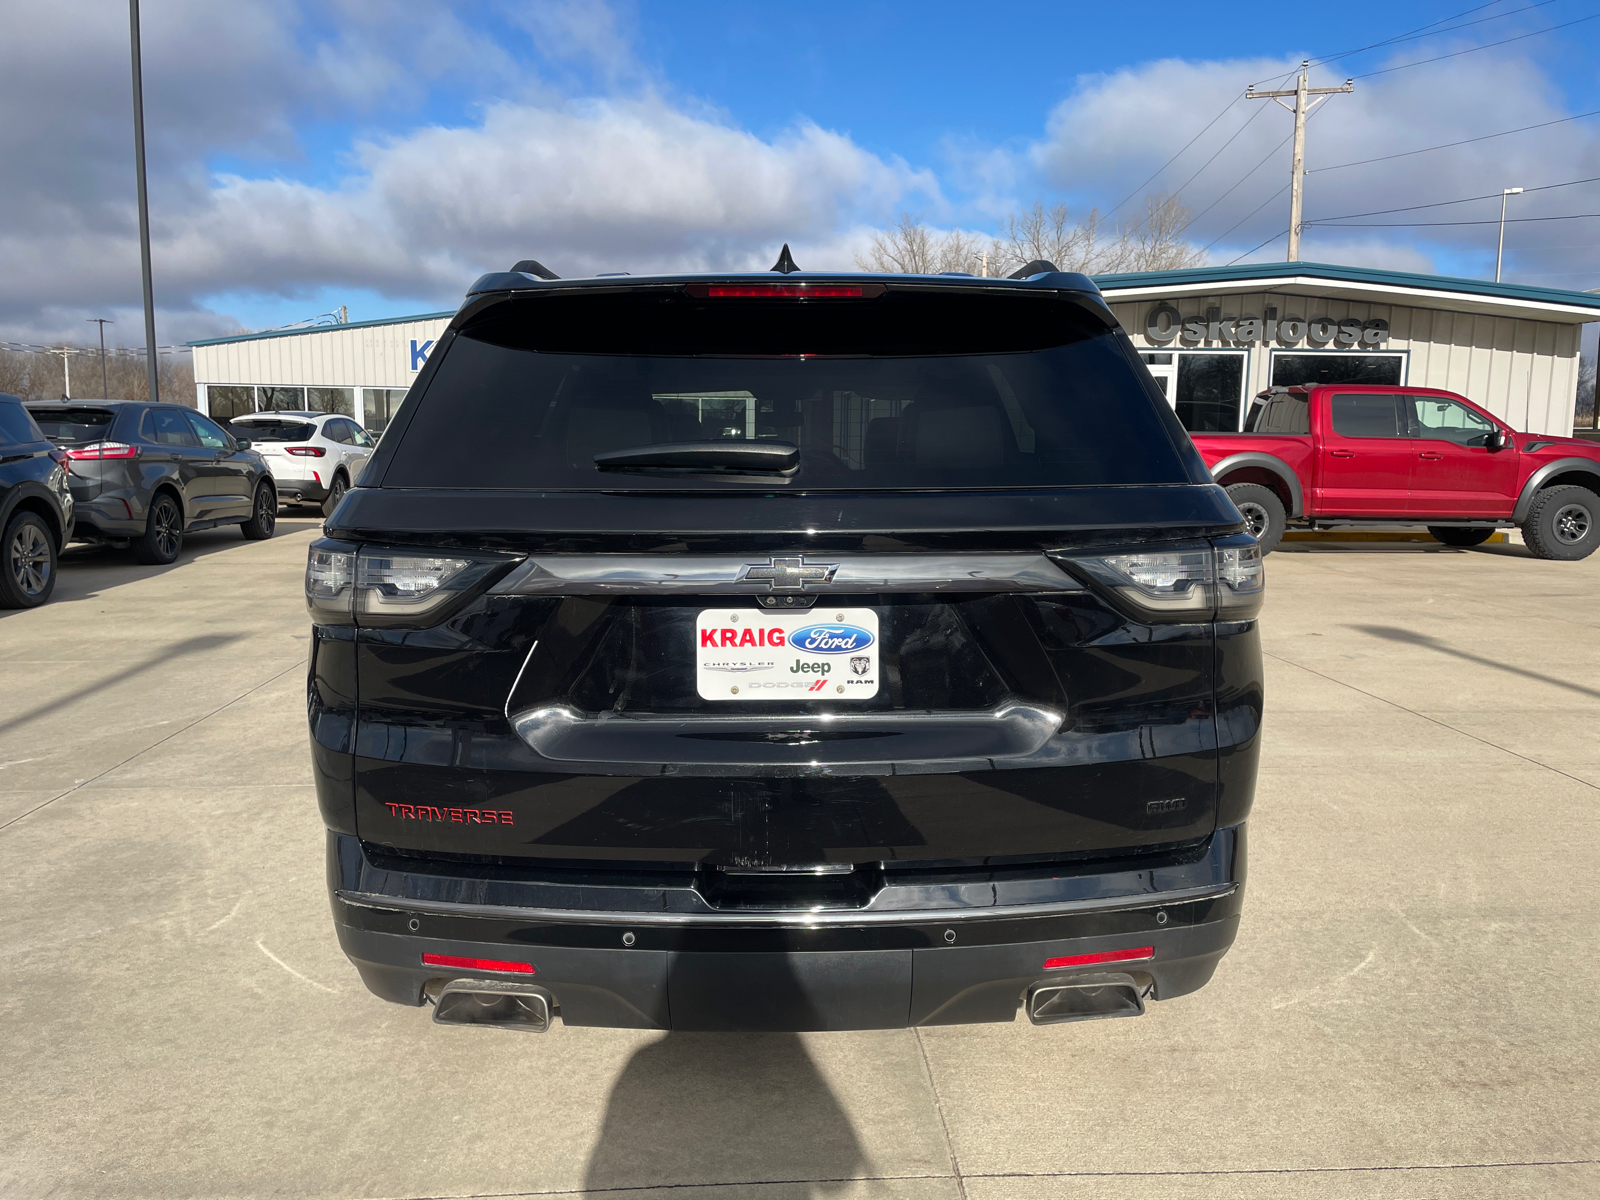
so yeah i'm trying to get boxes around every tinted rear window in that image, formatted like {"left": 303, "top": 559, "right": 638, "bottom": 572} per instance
{"left": 1330, "top": 395, "right": 1404, "bottom": 438}
{"left": 384, "top": 290, "right": 1188, "bottom": 490}
{"left": 28, "top": 407, "right": 115, "bottom": 444}
{"left": 231, "top": 420, "right": 318, "bottom": 442}
{"left": 0, "top": 401, "right": 46, "bottom": 447}
{"left": 1245, "top": 394, "right": 1311, "bottom": 434}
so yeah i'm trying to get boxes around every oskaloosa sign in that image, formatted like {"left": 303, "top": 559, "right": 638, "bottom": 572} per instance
{"left": 1145, "top": 303, "right": 1390, "bottom": 348}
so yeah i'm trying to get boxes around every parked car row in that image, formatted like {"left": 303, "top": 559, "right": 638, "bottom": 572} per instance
{"left": 0, "top": 393, "right": 375, "bottom": 609}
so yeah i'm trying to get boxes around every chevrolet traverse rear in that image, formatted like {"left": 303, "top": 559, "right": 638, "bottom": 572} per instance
{"left": 308, "top": 257, "right": 1264, "bottom": 1033}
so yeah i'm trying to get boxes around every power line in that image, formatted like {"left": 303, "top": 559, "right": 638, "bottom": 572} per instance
{"left": 1310, "top": 109, "right": 1600, "bottom": 172}
{"left": 1304, "top": 0, "right": 1560, "bottom": 71}
{"left": 1203, "top": 183, "right": 1290, "bottom": 252}
{"left": 1104, "top": 93, "right": 1251, "bottom": 219}
{"left": 1309, "top": 174, "right": 1600, "bottom": 222}
{"left": 1311, "top": 211, "right": 1600, "bottom": 226}
{"left": 1354, "top": 9, "right": 1600, "bottom": 78}
{"left": 1227, "top": 228, "right": 1290, "bottom": 266}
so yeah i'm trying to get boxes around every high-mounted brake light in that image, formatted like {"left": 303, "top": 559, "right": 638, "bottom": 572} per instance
{"left": 422, "top": 953, "right": 535, "bottom": 975}
{"left": 1043, "top": 947, "right": 1153, "bottom": 970}
{"left": 286, "top": 446, "right": 326, "bottom": 457}
{"left": 65, "top": 441, "right": 138, "bottom": 461}
{"left": 684, "top": 282, "right": 886, "bottom": 299}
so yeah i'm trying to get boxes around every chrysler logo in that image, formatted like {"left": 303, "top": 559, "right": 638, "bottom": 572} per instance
{"left": 738, "top": 556, "right": 839, "bottom": 591}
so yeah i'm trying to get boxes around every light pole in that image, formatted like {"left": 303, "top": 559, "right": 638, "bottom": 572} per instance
{"left": 1496, "top": 187, "right": 1523, "bottom": 283}
{"left": 129, "top": 0, "right": 159, "bottom": 402}
{"left": 88, "top": 318, "right": 113, "bottom": 396}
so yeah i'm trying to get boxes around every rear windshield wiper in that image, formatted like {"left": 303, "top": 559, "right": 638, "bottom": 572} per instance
{"left": 594, "top": 440, "right": 799, "bottom": 474}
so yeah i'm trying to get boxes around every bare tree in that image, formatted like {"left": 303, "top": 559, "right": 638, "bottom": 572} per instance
{"left": 858, "top": 193, "right": 1206, "bottom": 279}
{"left": 0, "top": 345, "right": 193, "bottom": 403}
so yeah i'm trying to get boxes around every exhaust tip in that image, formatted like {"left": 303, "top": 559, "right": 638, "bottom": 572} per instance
{"left": 432, "top": 978, "right": 553, "bottom": 1032}
{"left": 1026, "top": 972, "right": 1145, "bottom": 1026}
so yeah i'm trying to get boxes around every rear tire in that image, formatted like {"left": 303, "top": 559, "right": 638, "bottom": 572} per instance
{"left": 133, "top": 491, "right": 183, "bottom": 565}
{"left": 0, "top": 511, "right": 57, "bottom": 609}
{"left": 322, "top": 472, "right": 348, "bottom": 518}
{"left": 1521, "top": 485, "right": 1599, "bottom": 560}
{"left": 241, "top": 482, "right": 277, "bottom": 540}
{"left": 1225, "top": 483, "right": 1287, "bottom": 554}
{"left": 1427, "top": 526, "right": 1495, "bottom": 548}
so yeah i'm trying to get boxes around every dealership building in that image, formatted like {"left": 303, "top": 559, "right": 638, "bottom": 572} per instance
{"left": 188, "top": 261, "right": 1600, "bottom": 438}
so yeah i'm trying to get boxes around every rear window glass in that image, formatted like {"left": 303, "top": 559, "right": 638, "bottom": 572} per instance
{"left": 230, "top": 420, "right": 317, "bottom": 442}
{"left": 28, "top": 407, "right": 115, "bottom": 444}
{"left": 0, "top": 401, "right": 46, "bottom": 447}
{"left": 383, "top": 290, "right": 1188, "bottom": 490}
{"left": 1244, "top": 394, "right": 1311, "bottom": 434}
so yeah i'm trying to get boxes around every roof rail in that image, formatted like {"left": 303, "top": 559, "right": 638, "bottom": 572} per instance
{"left": 510, "top": 259, "right": 560, "bottom": 280}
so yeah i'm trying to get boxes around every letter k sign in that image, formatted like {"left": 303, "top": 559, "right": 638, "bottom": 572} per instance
{"left": 410, "top": 339, "right": 435, "bottom": 370}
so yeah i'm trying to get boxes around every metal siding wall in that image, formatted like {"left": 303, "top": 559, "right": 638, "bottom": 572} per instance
{"left": 192, "top": 317, "right": 450, "bottom": 395}
{"left": 1112, "top": 292, "right": 1583, "bottom": 436}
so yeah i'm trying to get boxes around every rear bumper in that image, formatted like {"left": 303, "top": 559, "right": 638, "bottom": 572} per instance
{"left": 69, "top": 494, "right": 145, "bottom": 539}
{"left": 262, "top": 463, "right": 329, "bottom": 502}
{"left": 327, "top": 825, "right": 1246, "bottom": 1031}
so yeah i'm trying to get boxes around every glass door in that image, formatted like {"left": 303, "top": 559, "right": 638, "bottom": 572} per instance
{"left": 1139, "top": 352, "right": 1177, "bottom": 409}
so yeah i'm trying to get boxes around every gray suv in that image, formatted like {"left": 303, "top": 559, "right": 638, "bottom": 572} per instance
{"left": 27, "top": 400, "right": 277, "bottom": 563}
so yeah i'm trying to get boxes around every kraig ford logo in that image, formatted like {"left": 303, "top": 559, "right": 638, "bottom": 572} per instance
{"left": 788, "top": 623, "right": 874, "bottom": 654}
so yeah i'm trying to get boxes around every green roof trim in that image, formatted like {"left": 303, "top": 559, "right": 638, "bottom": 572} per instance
{"left": 1090, "top": 260, "right": 1600, "bottom": 312}
{"left": 187, "top": 310, "right": 457, "bottom": 348}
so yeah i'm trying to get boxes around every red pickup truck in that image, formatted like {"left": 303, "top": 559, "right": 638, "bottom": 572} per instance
{"left": 1194, "top": 384, "right": 1600, "bottom": 559}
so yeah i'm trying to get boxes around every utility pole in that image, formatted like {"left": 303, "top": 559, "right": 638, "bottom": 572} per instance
{"left": 88, "top": 318, "right": 113, "bottom": 396}
{"left": 1247, "top": 62, "right": 1353, "bottom": 262}
{"left": 49, "top": 347, "right": 82, "bottom": 399}
{"left": 128, "top": 0, "right": 159, "bottom": 403}
{"left": 1496, "top": 187, "right": 1523, "bottom": 282}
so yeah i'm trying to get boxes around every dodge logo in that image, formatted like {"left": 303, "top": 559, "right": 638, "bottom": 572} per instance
{"left": 738, "top": 556, "right": 840, "bottom": 592}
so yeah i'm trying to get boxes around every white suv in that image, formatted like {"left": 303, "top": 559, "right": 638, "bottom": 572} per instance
{"left": 226, "top": 411, "right": 374, "bottom": 516}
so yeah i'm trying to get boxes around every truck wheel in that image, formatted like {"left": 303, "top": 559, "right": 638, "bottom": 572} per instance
{"left": 1428, "top": 527, "right": 1495, "bottom": 548}
{"left": 1521, "top": 485, "right": 1599, "bottom": 560}
{"left": 1225, "top": 483, "right": 1286, "bottom": 554}
{"left": 0, "top": 511, "right": 57, "bottom": 609}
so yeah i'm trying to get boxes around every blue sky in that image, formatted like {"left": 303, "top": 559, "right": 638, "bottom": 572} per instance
{"left": 6, "top": 0, "right": 1600, "bottom": 342}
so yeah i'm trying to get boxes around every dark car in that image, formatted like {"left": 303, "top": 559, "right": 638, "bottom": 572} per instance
{"left": 25, "top": 400, "right": 277, "bottom": 563}
{"left": 308, "top": 257, "right": 1264, "bottom": 1034}
{"left": 0, "top": 394, "right": 73, "bottom": 608}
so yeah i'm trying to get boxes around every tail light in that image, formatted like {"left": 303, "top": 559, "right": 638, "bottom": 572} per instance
{"left": 65, "top": 441, "right": 138, "bottom": 461}
{"left": 1043, "top": 947, "right": 1154, "bottom": 970}
{"left": 684, "top": 283, "right": 886, "bottom": 299}
{"left": 1054, "top": 535, "right": 1264, "bottom": 622}
{"left": 287, "top": 446, "right": 325, "bottom": 457}
{"left": 422, "top": 953, "right": 534, "bottom": 975}
{"left": 305, "top": 540, "right": 519, "bottom": 628}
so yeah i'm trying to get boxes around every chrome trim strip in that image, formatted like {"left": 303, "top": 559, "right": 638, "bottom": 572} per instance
{"left": 489, "top": 552, "right": 1083, "bottom": 595}
{"left": 337, "top": 883, "right": 1237, "bottom": 927}
{"left": 510, "top": 700, "right": 1066, "bottom": 765}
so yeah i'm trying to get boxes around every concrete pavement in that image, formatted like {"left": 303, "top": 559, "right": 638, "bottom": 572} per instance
{"left": 1, "top": 525, "right": 1597, "bottom": 1198}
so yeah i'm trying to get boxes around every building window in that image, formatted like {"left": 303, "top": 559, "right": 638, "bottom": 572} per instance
{"left": 258, "top": 386, "right": 306, "bottom": 411}
{"left": 208, "top": 386, "right": 255, "bottom": 421}
{"left": 364, "top": 388, "right": 407, "bottom": 435}
{"left": 1141, "top": 350, "right": 1248, "bottom": 430}
{"left": 306, "top": 387, "right": 355, "bottom": 416}
{"left": 1271, "top": 353, "right": 1404, "bottom": 388}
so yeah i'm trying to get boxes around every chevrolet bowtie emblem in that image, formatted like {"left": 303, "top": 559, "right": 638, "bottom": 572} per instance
{"left": 739, "top": 556, "right": 840, "bottom": 591}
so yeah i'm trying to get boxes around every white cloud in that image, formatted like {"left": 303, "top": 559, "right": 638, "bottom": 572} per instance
{"left": 1029, "top": 49, "right": 1600, "bottom": 275}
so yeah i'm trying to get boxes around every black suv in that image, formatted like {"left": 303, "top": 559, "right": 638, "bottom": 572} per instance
{"left": 308, "top": 257, "right": 1264, "bottom": 1033}
{"left": 0, "top": 394, "right": 73, "bottom": 608}
{"left": 25, "top": 401, "right": 276, "bottom": 562}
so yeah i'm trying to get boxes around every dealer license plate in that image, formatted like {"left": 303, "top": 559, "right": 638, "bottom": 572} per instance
{"left": 696, "top": 607, "right": 879, "bottom": 701}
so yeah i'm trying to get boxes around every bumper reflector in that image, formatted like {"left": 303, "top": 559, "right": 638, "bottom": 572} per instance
{"left": 423, "top": 952, "right": 534, "bottom": 975}
{"left": 1043, "top": 946, "right": 1153, "bottom": 970}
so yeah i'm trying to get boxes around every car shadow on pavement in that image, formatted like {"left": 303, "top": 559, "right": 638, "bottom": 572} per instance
{"left": 582, "top": 1032, "right": 870, "bottom": 1195}
{"left": 1351, "top": 624, "right": 1600, "bottom": 701}
{"left": 13, "top": 515, "right": 326, "bottom": 610}
{"left": 0, "top": 633, "right": 245, "bottom": 736}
